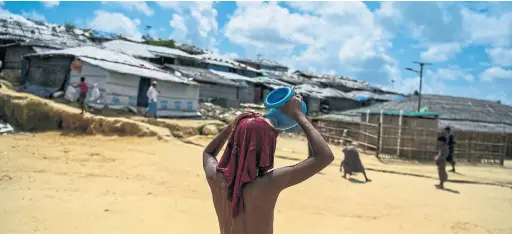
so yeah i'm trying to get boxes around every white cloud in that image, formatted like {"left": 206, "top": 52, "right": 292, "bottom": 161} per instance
{"left": 486, "top": 48, "right": 512, "bottom": 67}
{"left": 158, "top": 2, "right": 218, "bottom": 50}
{"left": 382, "top": 2, "right": 512, "bottom": 48}
{"left": 224, "top": 2, "right": 398, "bottom": 87}
{"left": 107, "top": 2, "right": 154, "bottom": 16}
{"left": 426, "top": 66, "right": 474, "bottom": 82}
{"left": 88, "top": 10, "right": 142, "bottom": 40}
{"left": 42, "top": 1, "right": 59, "bottom": 8}
{"left": 21, "top": 10, "right": 46, "bottom": 21}
{"left": 480, "top": 67, "right": 512, "bottom": 81}
{"left": 420, "top": 43, "right": 461, "bottom": 63}
{"left": 461, "top": 7, "right": 512, "bottom": 47}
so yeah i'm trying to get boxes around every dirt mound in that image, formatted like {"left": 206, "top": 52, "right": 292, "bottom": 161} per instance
{"left": 198, "top": 102, "right": 268, "bottom": 123}
{"left": 0, "top": 87, "right": 170, "bottom": 137}
{"left": 201, "top": 124, "right": 219, "bottom": 136}
{"left": 130, "top": 117, "right": 226, "bottom": 138}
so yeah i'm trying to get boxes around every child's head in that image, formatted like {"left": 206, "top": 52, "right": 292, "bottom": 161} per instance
{"left": 437, "top": 136, "right": 446, "bottom": 147}
{"left": 80, "top": 77, "right": 85, "bottom": 82}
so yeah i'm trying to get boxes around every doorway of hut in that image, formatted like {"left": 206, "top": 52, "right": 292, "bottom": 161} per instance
{"left": 137, "top": 77, "right": 151, "bottom": 107}
{"left": 0, "top": 47, "right": 6, "bottom": 72}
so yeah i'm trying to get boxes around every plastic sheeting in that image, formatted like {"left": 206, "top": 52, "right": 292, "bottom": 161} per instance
{"left": 90, "top": 84, "right": 100, "bottom": 103}
{"left": 65, "top": 86, "right": 79, "bottom": 102}
{"left": 0, "top": 122, "right": 14, "bottom": 134}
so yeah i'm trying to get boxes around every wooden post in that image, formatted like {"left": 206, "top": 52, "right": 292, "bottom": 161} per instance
{"left": 364, "top": 110, "right": 369, "bottom": 152}
{"left": 376, "top": 122, "right": 381, "bottom": 158}
{"left": 468, "top": 131, "right": 473, "bottom": 163}
{"left": 397, "top": 110, "right": 403, "bottom": 157}
{"left": 379, "top": 110, "right": 383, "bottom": 155}
{"left": 500, "top": 133, "right": 507, "bottom": 166}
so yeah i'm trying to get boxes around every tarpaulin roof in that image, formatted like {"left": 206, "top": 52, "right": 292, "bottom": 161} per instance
{"left": 102, "top": 40, "right": 197, "bottom": 60}
{"left": 197, "top": 53, "right": 262, "bottom": 73}
{"left": 27, "top": 46, "right": 196, "bottom": 85}
{"left": 165, "top": 64, "right": 241, "bottom": 87}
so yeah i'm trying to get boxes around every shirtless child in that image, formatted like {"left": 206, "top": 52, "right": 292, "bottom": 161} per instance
{"left": 202, "top": 94, "right": 334, "bottom": 234}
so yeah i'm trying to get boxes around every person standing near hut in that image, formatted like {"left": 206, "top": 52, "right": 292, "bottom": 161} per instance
{"left": 146, "top": 81, "right": 159, "bottom": 119}
{"left": 75, "top": 77, "right": 88, "bottom": 115}
{"left": 444, "top": 127, "right": 456, "bottom": 172}
{"left": 435, "top": 136, "right": 449, "bottom": 189}
{"left": 340, "top": 141, "right": 371, "bottom": 182}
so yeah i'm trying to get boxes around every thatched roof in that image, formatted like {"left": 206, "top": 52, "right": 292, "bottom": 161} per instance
{"left": 0, "top": 15, "right": 94, "bottom": 48}
{"left": 330, "top": 94, "right": 512, "bottom": 132}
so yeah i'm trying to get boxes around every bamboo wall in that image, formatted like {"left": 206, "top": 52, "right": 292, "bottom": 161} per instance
{"left": 314, "top": 115, "right": 508, "bottom": 166}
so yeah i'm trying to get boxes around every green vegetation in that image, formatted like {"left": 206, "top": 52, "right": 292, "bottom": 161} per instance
{"left": 64, "top": 23, "right": 76, "bottom": 32}
{"left": 144, "top": 39, "right": 176, "bottom": 49}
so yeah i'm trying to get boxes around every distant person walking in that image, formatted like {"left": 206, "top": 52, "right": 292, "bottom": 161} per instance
{"left": 75, "top": 77, "right": 88, "bottom": 114}
{"left": 435, "top": 136, "right": 449, "bottom": 189}
{"left": 340, "top": 141, "right": 371, "bottom": 182}
{"left": 145, "top": 81, "right": 159, "bottom": 119}
{"left": 444, "top": 127, "right": 456, "bottom": 172}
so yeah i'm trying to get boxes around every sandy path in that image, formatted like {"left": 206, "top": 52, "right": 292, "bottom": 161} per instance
{"left": 1, "top": 133, "right": 512, "bottom": 234}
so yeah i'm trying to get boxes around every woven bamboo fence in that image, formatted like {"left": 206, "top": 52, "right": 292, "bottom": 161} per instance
{"left": 313, "top": 116, "right": 507, "bottom": 166}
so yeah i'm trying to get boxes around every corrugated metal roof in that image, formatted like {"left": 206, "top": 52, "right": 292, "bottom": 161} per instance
{"left": 349, "top": 90, "right": 402, "bottom": 101}
{"left": 314, "top": 113, "right": 361, "bottom": 122}
{"left": 102, "top": 40, "right": 157, "bottom": 58}
{"left": 165, "top": 64, "right": 240, "bottom": 87}
{"left": 197, "top": 53, "right": 261, "bottom": 73}
{"left": 339, "top": 94, "right": 512, "bottom": 126}
{"left": 266, "top": 71, "right": 314, "bottom": 86}
{"left": 28, "top": 46, "right": 195, "bottom": 85}
{"left": 146, "top": 44, "right": 194, "bottom": 59}
{"left": 293, "top": 70, "right": 369, "bottom": 90}
{"left": 236, "top": 58, "right": 288, "bottom": 69}
{"left": 294, "top": 84, "right": 358, "bottom": 100}
{"left": 31, "top": 46, "right": 58, "bottom": 53}
{"left": 250, "top": 76, "right": 292, "bottom": 89}
{"left": 209, "top": 69, "right": 254, "bottom": 82}
{"left": 358, "top": 110, "right": 441, "bottom": 118}
{"left": 101, "top": 40, "right": 199, "bottom": 60}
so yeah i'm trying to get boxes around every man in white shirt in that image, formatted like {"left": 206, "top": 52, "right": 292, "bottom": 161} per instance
{"left": 145, "top": 81, "right": 159, "bottom": 119}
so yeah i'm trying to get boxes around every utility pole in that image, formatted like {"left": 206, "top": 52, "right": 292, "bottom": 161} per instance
{"left": 257, "top": 54, "right": 262, "bottom": 60}
{"left": 405, "top": 61, "right": 432, "bottom": 112}
{"left": 145, "top": 25, "right": 152, "bottom": 38}
{"left": 391, "top": 79, "right": 395, "bottom": 89}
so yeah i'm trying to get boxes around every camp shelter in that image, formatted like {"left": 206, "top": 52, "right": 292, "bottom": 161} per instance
{"left": 316, "top": 94, "right": 512, "bottom": 165}
{"left": 22, "top": 46, "right": 200, "bottom": 117}
{"left": 209, "top": 69, "right": 255, "bottom": 104}
{"left": 294, "top": 84, "right": 360, "bottom": 112}
{"left": 102, "top": 40, "right": 199, "bottom": 66}
{"left": 164, "top": 64, "right": 242, "bottom": 107}
{"left": 250, "top": 76, "right": 292, "bottom": 104}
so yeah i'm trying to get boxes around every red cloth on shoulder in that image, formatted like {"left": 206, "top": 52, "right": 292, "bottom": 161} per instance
{"left": 216, "top": 116, "right": 279, "bottom": 217}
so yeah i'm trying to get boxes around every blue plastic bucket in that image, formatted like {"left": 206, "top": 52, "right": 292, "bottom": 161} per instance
{"left": 264, "top": 87, "right": 307, "bottom": 130}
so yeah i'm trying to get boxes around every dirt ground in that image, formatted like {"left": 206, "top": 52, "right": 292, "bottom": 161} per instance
{"left": 1, "top": 133, "right": 512, "bottom": 234}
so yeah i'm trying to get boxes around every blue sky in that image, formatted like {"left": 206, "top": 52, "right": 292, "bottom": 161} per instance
{"left": 1, "top": 1, "right": 511, "bottom": 104}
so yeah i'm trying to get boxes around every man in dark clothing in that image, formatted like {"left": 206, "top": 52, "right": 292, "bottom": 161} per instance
{"left": 444, "top": 127, "right": 456, "bottom": 172}
{"left": 75, "top": 77, "right": 89, "bottom": 114}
